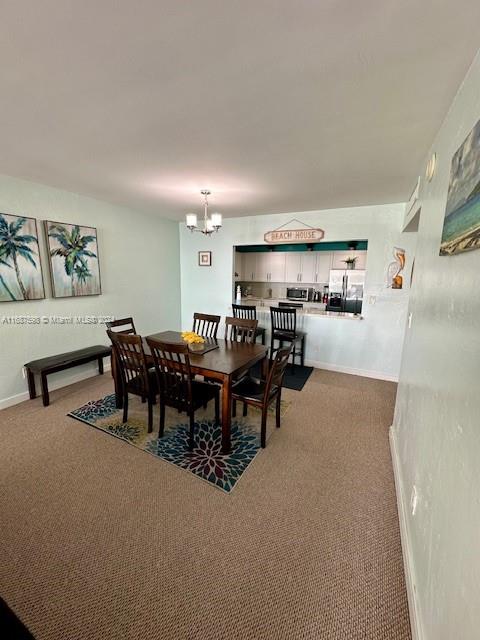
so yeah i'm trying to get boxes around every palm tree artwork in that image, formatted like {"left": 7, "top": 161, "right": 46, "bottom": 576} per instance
{"left": 0, "top": 213, "right": 45, "bottom": 302}
{"left": 46, "top": 221, "right": 101, "bottom": 297}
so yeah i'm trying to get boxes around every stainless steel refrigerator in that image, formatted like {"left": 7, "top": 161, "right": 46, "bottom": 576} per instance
{"left": 327, "top": 269, "right": 365, "bottom": 314}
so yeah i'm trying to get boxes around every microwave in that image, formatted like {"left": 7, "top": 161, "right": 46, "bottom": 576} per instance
{"left": 286, "top": 287, "right": 314, "bottom": 302}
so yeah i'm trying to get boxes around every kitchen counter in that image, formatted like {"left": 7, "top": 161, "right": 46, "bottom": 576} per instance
{"left": 233, "top": 297, "right": 363, "bottom": 320}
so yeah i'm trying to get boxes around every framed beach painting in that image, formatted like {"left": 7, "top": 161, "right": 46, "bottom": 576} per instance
{"left": 0, "top": 213, "right": 45, "bottom": 302}
{"left": 440, "top": 118, "right": 480, "bottom": 256}
{"left": 45, "top": 220, "right": 101, "bottom": 297}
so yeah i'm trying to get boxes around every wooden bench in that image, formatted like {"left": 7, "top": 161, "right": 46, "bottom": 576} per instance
{"left": 25, "top": 345, "right": 112, "bottom": 407}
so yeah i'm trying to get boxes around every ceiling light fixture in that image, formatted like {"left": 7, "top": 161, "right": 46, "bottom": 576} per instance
{"left": 185, "top": 190, "right": 222, "bottom": 235}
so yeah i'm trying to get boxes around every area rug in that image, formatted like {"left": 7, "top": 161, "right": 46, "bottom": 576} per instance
{"left": 250, "top": 362, "right": 314, "bottom": 391}
{"left": 68, "top": 394, "right": 289, "bottom": 493}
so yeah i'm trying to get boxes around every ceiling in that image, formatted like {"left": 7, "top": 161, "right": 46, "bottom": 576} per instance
{"left": 1, "top": 1, "right": 479, "bottom": 220}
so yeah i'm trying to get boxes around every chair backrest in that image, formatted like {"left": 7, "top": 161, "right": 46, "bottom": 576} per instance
{"left": 224, "top": 316, "right": 258, "bottom": 343}
{"left": 232, "top": 303, "right": 257, "bottom": 321}
{"left": 146, "top": 338, "right": 193, "bottom": 410}
{"left": 278, "top": 302, "right": 303, "bottom": 309}
{"left": 270, "top": 306, "right": 297, "bottom": 335}
{"left": 263, "top": 345, "right": 292, "bottom": 400}
{"left": 107, "top": 330, "right": 150, "bottom": 395}
{"left": 193, "top": 313, "right": 221, "bottom": 338}
{"left": 105, "top": 317, "right": 137, "bottom": 334}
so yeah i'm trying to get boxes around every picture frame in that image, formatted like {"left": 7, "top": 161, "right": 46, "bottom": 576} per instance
{"left": 45, "top": 220, "right": 102, "bottom": 298}
{"left": 198, "top": 251, "right": 212, "bottom": 267}
{"left": 0, "top": 212, "right": 46, "bottom": 302}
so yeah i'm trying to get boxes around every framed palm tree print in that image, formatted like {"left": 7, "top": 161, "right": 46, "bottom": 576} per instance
{"left": 45, "top": 220, "right": 101, "bottom": 297}
{"left": 0, "top": 213, "right": 45, "bottom": 302}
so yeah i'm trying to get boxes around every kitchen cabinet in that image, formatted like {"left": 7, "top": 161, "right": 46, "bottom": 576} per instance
{"left": 234, "top": 252, "right": 243, "bottom": 280}
{"left": 255, "top": 253, "right": 282, "bottom": 282}
{"left": 284, "top": 253, "right": 303, "bottom": 283}
{"left": 242, "top": 253, "right": 257, "bottom": 281}
{"left": 285, "top": 251, "right": 331, "bottom": 284}
{"left": 314, "top": 252, "right": 331, "bottom": 283}
{"left": 331, "top": 250, "right": 367, "bottom": 270}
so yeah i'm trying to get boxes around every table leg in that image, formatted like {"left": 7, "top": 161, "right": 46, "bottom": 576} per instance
{"left": 98, "top": 356, "right": 104, "bottom": 375}
{"left": 26, "top": 369, "right": 36, "bottom": 399}
{"left": 221, "top": 375, "right": 232, "bottom": 454}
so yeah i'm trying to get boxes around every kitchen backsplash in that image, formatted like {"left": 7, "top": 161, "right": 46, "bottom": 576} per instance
{"left": 236, "top": 281, "right": 328, "bottom": 298}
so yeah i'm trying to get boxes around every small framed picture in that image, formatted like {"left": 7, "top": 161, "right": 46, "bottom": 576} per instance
{"left": 198, "top": 251, "right": 212, "bottom": 267}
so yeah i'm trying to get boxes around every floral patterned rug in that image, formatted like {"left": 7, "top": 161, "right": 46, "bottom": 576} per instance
{"left": 68, "top": 394, "right": 289, "bottom": 493}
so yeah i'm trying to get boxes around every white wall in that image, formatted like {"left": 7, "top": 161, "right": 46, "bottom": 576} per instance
{"left": 0, "top": 174, "right": 181, "bottom": 408}
{"left": 180, "top": 203, "right": 416, "bottom": 381}
{"left": 391, "top": 52, "right": 480, "bottom": 639}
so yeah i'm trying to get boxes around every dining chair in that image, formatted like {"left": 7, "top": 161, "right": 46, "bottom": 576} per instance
{"left": 270, "top": 306, "right": 305, "bottom": 373}
{"left": 105, "top": 317, "right": 137, "bottom": 334}
{"left": 232, "top": 303, "right": 266, "bottom": 345}
{"left": 224, "top": 316, "right": 258, "bottom": 343}
{"left": 107, "top": 330, "right": 157, "bottom": 433}
{"left": 146, "top": 338, "right": 220, "bottom": 450}
{"left": 192, "top": 313, "right": 221, "bottom": 338}
{"left": 231, "top": 345, "right": 292, "bottom": 448}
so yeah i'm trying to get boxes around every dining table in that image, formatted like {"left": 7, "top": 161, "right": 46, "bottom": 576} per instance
{"left": 112, "top": 330, "right": 268, "bottom": 454}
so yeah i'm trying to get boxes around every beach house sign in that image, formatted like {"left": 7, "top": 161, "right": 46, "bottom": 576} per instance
{"left": 264, "top": 227, "right": 324, "bottom": 244}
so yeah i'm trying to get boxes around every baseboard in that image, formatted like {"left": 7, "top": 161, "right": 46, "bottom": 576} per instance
{"left": 389, "top": 426, "right": 423, "bottom": 640}
{"left": 0, "top": 363, "right": 111, "bottom": 411}
{"left": 305, "top": 359, "right": 398, "bottom": 382}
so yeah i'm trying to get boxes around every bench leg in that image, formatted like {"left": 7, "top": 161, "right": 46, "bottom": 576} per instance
{"left": 98, "top": 356, "right": 104, "bottom": 375}
{"left": 41, "top": 373, "right": 50, "bottom": 407}
{"left": 27, "top": 369, "right": 36, "bottom": 400}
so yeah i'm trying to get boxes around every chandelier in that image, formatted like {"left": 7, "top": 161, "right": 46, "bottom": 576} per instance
{"left": 185, "top": 190, "right": 222, "bottom": 235}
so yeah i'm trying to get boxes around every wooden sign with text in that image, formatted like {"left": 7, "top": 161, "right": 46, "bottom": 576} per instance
{"left": 264, "top": 228, "right": 324, "bottom": 244}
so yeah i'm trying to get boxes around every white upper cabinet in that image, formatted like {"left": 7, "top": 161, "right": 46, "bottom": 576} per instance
{"left": 285, "top": 253, "right": 302, "bottom": 283}
{"left": 234, "top": 252, "right": 243, "bottom": 279}
{"left": 331, "top": 250, "right": 367, "bottom": 270}
{"left": 299, "top": 252, "right": 317, "bottom": 283}
{"left": 242, "top": 253, "right": 257, "bottom": 281}
{"left": 314, "top": 252, "right": 332, "bottom": 283}
{"left": 267, "top": 252, "right": 286, "bottom": 282}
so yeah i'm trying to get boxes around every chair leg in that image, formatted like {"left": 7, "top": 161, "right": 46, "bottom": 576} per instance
{"left": 301, "top": 336, "right": 305, "bottom": 367}
{"left": 261, "top": 330, "right": 265, "bottom": 346}
{"left": 291, "top": 343, "right": 296, "bottom": 375}
{"left": 147, "top": 398, "right": 153, "bottom": 433}
{"left": 276, "top": 392, "right": 281, "bottom": 429}
{"left": 122, "top": 393, "right": 129, "bottom": 423}
{"left": 270, "top": 333, "right": 275, "bottom": 363}
{"left": 214, "top": 392, "right": 220, "bottom": 424}
{"left": 159, "top": 402, "right": 166, "bottom": 438}
{"left": 243, "top": 402, "right": 248, "bottom": 417}
{"left": 189, "top": 412, "right": 195, "bottom": 451}
{"left": 261, "top": 409, "right": 267, "bottom": 448}
{"left": 232, "top": 399, "right": 237, "bottom": 417}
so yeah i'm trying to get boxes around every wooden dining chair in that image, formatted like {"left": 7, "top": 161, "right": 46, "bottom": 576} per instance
{"left": 231, "top": 345, "right": 292, "bottom": 448}
{"left": 232, "top": 303, "right": 266, "bottom": 344}
{"left": 146, "top": 338, "right": 220, "bottom": 450}
{"left": 107, "top": 330, "right": 157, "bottom": 433}
{"left": 105, "top": 317, "right": 137, "bottom": 334}
{"left": 192, "top": 313, "right": 221, "bottom": 338}
{"left": 105, "top": 317, "right": 138, "bottom": 406}
{"left": 270, "top": 306, "right": 305, "bottom": 373}
{"left": 224, "top": 316, "right": 258, "bottom": 343}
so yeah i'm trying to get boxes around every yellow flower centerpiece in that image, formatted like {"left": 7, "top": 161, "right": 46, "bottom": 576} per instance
{"left": 181, "top": 331, "right": 205, "bottom": 351}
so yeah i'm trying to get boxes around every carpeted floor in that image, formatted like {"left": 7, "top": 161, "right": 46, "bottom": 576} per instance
{"left": 0, "top": 369, "right": 411, "bottom": 640}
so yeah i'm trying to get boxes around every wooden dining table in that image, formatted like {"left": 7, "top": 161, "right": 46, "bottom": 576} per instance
{"left": 112, "top": 330, "right": 268, "bottom": 454}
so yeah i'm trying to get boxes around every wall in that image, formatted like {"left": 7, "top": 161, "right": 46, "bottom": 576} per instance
{"left": 180, "top": 203, "right": 416, "bottom": 381}
{"left": 391, "top": 51, "right": 480, "bottom": 639}
{"left": 0, "top": 174, "right": 181, "bottom": 408}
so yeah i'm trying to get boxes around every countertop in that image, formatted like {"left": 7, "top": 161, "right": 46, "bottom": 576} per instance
{"left": 233, "top": 297, "right": 363, "bottom": 320}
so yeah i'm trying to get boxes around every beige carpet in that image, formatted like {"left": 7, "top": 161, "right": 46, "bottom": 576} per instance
{"left": 0, "top": 369, "right": 411, "bottom": 640}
